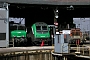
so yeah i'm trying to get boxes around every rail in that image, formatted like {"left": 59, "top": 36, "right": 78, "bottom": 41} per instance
{"left": 0, "top": 46, "right": 54, "bottom": 54}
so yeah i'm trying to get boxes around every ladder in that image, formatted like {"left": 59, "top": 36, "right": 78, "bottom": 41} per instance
{"left": 9, "top": 38, "right": 14, "bottom": 47}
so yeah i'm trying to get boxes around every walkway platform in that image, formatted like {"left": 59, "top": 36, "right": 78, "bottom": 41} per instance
{"left": 0, "top": 46, "right": 54, "bottom": 54}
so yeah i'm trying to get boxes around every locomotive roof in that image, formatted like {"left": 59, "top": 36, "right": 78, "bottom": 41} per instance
{"left": 34, "top": 22, "right": 47, "bottom": 25}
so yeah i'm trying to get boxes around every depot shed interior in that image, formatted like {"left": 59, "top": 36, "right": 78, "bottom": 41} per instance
{"left": 9, "top": 3, "right": 90, "bottom": 31}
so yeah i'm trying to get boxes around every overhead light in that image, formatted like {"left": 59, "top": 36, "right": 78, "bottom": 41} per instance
{"left": 67, "top": 5, "right": 74, "bottom": 10}
{"left": 70, "top": 5, "right": 73, "bottom": 8}
{"left": 56, "top": 10, "right": 58, "bottom": 12}
{"left": 55, "top": 15, "right": 59, "bottom": 18}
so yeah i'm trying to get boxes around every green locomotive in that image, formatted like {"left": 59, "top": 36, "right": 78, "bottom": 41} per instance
{"left": 27, "top": 22, "right": 51, "bottom": 46}
{"left": 10, "top": 24, "right": 27, "bottom": 46}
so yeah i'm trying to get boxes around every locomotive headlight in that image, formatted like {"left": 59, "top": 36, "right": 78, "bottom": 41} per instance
{"left": 22, "top": 35, "right": 24, "bottom": 37}
{"left": 13, "top": 36, "right": 16, "bottom": 37}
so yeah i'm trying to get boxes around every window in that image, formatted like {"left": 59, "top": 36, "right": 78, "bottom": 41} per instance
{"left": 0, "top": 33, "right": 6, "bottom": 40}
{"left": 36, "top": 26, "right": 41, "bottom": 30}
{"left": 10, "top": 26, "right": 17, "bottom": 31}
{"left": 42, "top": 26, "right": 47, "bottom": 30}
{"left": 18, "top": 26, "right": 25, "bottom": 30}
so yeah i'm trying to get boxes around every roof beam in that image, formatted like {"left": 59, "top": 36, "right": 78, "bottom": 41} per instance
{"left": 0, "top": 0, "right": 90, "bottom": 5}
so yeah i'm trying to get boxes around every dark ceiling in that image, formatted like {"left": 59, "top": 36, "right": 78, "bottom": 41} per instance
{"left": 9, "top": 4, "right": 90, "bottom": 17}
{"left": 8, "top": 3, "right": 90, "bottom": 26}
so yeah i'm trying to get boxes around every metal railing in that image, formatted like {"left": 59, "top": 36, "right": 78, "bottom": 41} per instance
{"left": 69, "top": 44, "right": 90, "bottom": 56}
